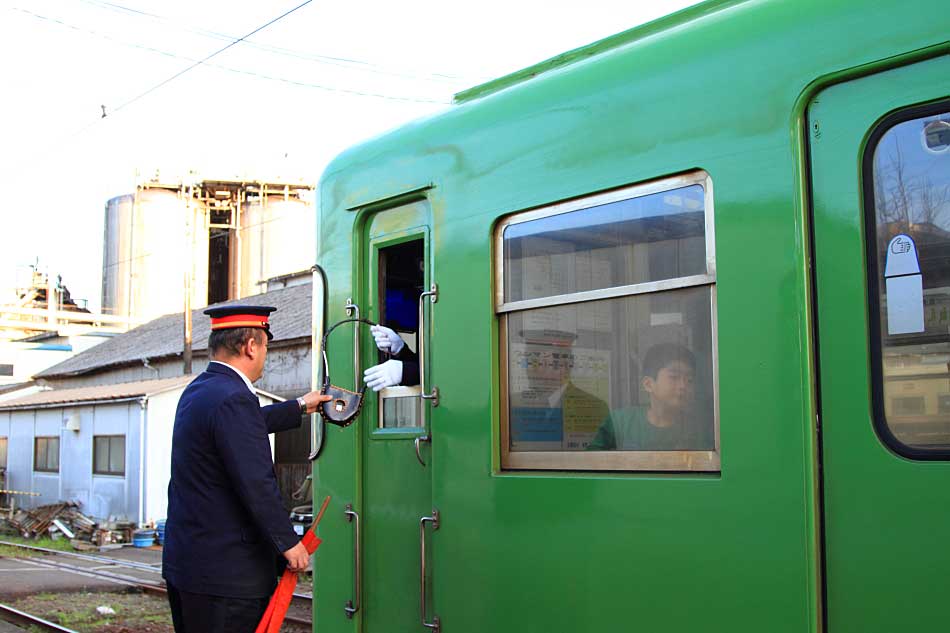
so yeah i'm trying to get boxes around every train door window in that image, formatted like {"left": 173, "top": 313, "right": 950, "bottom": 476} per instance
{"left": 496, "top": 171, "right": 719, "bottom": 471}
{"left": 867, "top": 103, "right": 950, "bottom": 457}
{"left": 377, "top": 239, "right": 424, "bottom": 429}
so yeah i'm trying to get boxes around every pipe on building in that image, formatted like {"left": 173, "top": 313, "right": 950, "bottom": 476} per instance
{"left": 138, "top": 397, "right": 147, "bottom": 527}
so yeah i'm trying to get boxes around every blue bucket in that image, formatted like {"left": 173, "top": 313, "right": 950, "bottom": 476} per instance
{"left": 133, "top": 529, "right": 155, "bottom": 548}
{"left": 156, "top": 520, "right": 166, "bottom": 545}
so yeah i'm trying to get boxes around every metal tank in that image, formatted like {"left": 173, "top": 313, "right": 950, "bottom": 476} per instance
{"left": 101, "top": 194, "right": 134, "bottom": 317}
{"left": 103, "top": 182, "right": 312, "bottom": 322}
{"left": 101, "top": 188, "right": 208, "bottom": 321}
{"left": 237, "top": 189, "right": 314, "bottom": 298}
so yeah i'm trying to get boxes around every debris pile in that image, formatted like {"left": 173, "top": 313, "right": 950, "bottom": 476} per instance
{"left": 4, "top": 502, "right": 108, "bottom": 543}
{"left": 0, "top": 501, "right": 153, "bottom": 551}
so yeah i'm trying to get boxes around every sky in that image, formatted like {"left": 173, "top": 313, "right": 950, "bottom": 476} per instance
{"left": 0, "top": 0, "right": 701, "bottom": 311}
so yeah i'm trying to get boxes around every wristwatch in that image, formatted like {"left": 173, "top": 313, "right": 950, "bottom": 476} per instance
{"left": 297, "top": 396, "right": 307, "bottom": 414}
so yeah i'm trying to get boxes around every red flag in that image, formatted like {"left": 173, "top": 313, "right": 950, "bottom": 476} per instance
{"left": 256, "top": 496, "right": 331, "bottom": 633}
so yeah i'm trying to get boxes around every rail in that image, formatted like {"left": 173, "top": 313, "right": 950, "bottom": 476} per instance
{"left": 0, "top": 602, "right": 79, "bottom": 632}
{"left": 0, "top": 543, "right": 313, "bottom": 626}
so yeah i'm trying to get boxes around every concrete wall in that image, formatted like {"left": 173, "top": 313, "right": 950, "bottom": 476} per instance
{"left": 0, "top": 333, "right": 113, "bottom": 387}
{"left": 145, "top": 390, "right": 176, "bottom": 525}
{"left": 144, "top": 388, "right": 279, "bottom": 525}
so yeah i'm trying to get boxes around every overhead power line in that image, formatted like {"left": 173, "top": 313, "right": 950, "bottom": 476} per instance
{"left": 78, "top": 0, "right": 479, "bottom": 85}
{"left": 107, "top": 0, "right": 316, "bottom": 117}
{"left": 13, "top": 7, "right": 452, "bottom": 104}
{"left": 8, "top": 1, "right": 453, "bottom": 171}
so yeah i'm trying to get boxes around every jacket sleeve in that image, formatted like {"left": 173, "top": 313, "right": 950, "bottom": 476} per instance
{"left": 261, "top": 399, "right": 304, "bottom": 434}
{"left": 394, "top": 346, "right": 420, "bottom": 387}
{"left": 212, "top": 393, "right": 300, "bottom": 555}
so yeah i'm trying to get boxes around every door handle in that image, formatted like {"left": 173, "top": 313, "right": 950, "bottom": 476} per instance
{"left": 418, "top": 284, "right": 439, "bottom": 406}
{"left": 344, "top": 504, "right": 361, "bottom": 618}
{"left": 420, "top": 510, "right": 441, "bottom": 632}
{"left": 414, "top": 434, "right": 430, "bottom": 467}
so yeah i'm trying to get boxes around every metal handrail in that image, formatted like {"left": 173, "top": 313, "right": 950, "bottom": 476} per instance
{"left": 344, "top": 504, "right": 361, "bottom": 618}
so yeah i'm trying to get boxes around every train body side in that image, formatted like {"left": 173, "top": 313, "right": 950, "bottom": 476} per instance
{"left": 313, "top": 1, "right": 950, "bottom": 631}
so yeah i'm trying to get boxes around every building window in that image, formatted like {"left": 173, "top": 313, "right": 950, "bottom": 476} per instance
{"left": 867, "top": 103, "right": 950, "bottom": 458}
{"left": 0, "top": 364, "right": 13, "bottom": 377}
{"left": 34, "top": 436, "right": 60, "bottom": 473}
{"left": 93, "top": 435, "right": 126, "bottom": 476}
{"left": 497, "top": 171, "right": 719, "bottom": 472}
{"left": 0, "top": 437, "right": 7, "bottom": 471}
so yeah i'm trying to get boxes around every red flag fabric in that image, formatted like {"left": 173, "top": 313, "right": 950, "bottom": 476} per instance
{"left": 256, "top": 496, "right": 330, "bottom": 633}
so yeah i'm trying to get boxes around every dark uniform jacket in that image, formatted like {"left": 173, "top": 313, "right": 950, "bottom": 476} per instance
{"left": 394, "top": 344, "right": 419, "bottom": 386}
{"left": 162, "top": 362, "right": 302, "bottom": 598}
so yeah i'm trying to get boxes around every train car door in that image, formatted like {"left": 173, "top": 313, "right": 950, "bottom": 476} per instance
{"left": 810, "top": 54, "right": 950, "bottom": 630}
{"left": 315, "top": 198, "right": 436, "bottom": 633}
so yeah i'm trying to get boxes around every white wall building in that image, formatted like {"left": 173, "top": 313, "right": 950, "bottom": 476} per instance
{"left": 0, "top": 375, "right": 282, "bottom": 525}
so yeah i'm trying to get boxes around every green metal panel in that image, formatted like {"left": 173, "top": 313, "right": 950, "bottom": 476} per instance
{"left": 810, "top": 55, "right": 950, "bottom": 632}
{"left": 361, "top": 203, "right": 433, "bottom": 633}
{"left": 311, "top": 1, "right": 950, "bottom": 631}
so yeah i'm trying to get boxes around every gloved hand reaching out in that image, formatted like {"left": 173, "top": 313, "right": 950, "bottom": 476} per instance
{"left": 364, "top": 359, "right": 403, "bottom": 391}
{"left": 370, "top": 325, "right": 405, "bottom": 355}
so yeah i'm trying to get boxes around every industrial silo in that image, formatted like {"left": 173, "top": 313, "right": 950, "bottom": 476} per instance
{"left": 101, "top": 187, "right": 208, "bottom": 321}
{"left": 102, "top": 180, "right": 312, "bottom": 323}
{"left": 101, "top": 194, "right": 134, "bottom": 317}
{"left": 237, "top": 187, "right": 314, "bottom": 298}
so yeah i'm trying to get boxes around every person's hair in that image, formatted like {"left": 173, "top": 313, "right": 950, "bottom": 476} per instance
{"left": 208, "top": 327, "right": 265, "bottom": 358}
{"left": 641, "top": 343, "right": 696, "bottom": 379}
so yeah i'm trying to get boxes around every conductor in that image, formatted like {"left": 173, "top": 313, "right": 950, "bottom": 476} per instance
{"left": 163, "top": 305, "right": 331, "bottom": 633}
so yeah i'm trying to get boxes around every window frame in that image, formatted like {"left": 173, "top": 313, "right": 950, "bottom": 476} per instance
{"left": 93, "top": 434, "right": 126, "bottom": 476}
{"left": 495, "top": 170, "right": 720, "bottom": 472}
{"left": 33, "top": 436, "right": 60, "bottom": 473}
{"left": 864, "top": 99, "right": 950, "bottom": 460}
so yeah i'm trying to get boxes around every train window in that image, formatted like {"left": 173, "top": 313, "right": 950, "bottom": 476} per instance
{"left": 497, "top": 171, "right": 719, "bottom": 472}
{"left": 867, "top": 104, "right": 950, "bottom": 457}
{"left": 377, "top": 238, "right": 424, "bottom": 429}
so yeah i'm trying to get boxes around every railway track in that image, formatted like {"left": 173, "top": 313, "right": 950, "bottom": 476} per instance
{"left": 0, "top": 540, "right": 313, "bottom": 628}
{"left": 0, "top": 601, "right": 79, "bottom": 632}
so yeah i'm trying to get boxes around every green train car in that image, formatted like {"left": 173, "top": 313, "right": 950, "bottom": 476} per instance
{"left": 308, "top": 0, "right": 950, "bottom": 631}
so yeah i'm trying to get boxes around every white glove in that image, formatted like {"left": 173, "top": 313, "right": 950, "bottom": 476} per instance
{"left": 370, "top": 325, "right": 405, "bottom": 355}
{"left": 364, "top": 359, "right": 403, "bottom": 392}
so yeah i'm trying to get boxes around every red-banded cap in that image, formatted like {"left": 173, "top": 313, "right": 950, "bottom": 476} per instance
{"left": 203, "top": 305, "right": 276, "bottom": 341}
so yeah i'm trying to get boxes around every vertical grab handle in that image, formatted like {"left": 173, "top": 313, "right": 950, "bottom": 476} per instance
{"left": 345, "top": 298, "right": 361, "bottom": 389}
{"left": 309, "top": 265, "right": 328, "bottom": 461}
{"left": 344, "top": 504, "right": 361, "bottom": 618}
{"left": 418, "top": 283, "right": 439, "bottom": 406}
{"left": 414, "top": 435, "right": 431, "bottom": 467}
{"left": 420, "top": 510, "right": 441, "bottom": 632}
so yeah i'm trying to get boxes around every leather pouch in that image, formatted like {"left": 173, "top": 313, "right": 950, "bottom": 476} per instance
{"left": 318, "top": 318, "right": 378, "bottom": 427}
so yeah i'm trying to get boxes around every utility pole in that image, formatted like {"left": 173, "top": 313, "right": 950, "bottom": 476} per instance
{"left": 183, "top": 184, "right": 193, "bottom": 374}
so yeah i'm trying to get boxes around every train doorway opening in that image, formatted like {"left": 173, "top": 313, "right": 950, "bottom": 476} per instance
{"left": 377, "top": 238, "right": 424, "bottom": 360}
{"left": 359, "top": 201, "right": 435, "bottom": 633}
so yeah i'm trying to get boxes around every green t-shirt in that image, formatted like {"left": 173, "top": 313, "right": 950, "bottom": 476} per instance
{"left": 587, "top": 406, "right": 714, "bottom": 451}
